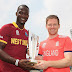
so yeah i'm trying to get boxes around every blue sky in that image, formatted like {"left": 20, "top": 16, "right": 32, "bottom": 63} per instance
{"left": 0, "top": 0, "right": 72, "bottom": 42}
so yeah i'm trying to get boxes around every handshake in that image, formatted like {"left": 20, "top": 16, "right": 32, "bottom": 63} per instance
{"left": 15, "top": 58, "right": 39, "bottom": 70}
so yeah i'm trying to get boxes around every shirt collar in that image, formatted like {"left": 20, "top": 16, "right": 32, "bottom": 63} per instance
{"left": 12, "top": 22, "right": 25, "bottom": 30}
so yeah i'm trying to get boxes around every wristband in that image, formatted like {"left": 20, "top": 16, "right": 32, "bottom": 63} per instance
{"left": 15, "top": 59, "right": 19, "bottom": 66}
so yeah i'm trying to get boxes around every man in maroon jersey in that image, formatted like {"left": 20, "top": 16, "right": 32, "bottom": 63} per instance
{"left": 0, "top": 5, "right": 35, "bottom": 72}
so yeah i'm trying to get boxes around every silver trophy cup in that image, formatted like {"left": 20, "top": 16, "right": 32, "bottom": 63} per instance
{"left": 28, "top": 31, "right": 39, "bottom": 64}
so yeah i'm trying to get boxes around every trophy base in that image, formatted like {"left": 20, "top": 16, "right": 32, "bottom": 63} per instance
{"left": 27, "top": 59, "right": 37, "bottom": 66}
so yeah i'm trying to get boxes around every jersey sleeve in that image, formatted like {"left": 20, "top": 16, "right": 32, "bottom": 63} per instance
{"left": 0, "top": 25, "right": 10, "bottom": 44}
{"left": 64, "top": 36, "right": 72, "bottom": 52}
{"left": 38, "top": 42, "right": 43, "bottom": 55}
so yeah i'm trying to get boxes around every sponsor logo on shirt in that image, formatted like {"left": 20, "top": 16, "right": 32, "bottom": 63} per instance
{"left": 16, "top": 30, "right": 19, "bottom": 35}
{"left": 0, "top": 35, "right": 3, "bottom": 38}
{"left": 42, "top": 43, "right": 46, "bottom": 48}
{"left": 56, "top": 41, "right": 59, "bottom": 46}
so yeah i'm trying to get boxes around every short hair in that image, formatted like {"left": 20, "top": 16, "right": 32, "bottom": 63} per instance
{"left": 17, "top": 4, "right": 29, "bottom": 12}
{"left": 46, "top": 15, "right": 60, "bottom": 25}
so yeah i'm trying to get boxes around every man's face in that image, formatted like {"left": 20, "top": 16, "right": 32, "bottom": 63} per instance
{"left": 46, "top": 19, "right": 60, "bottom": 35}
{"left": 16, "top": 6, "right": 29, "bottom": 24}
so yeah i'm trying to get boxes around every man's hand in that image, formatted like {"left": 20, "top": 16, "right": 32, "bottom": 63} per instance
{"left": 34, "top": 60, "right": 49, "bottom": 70}
{"left": 18, "top": 59, "right": 35, "bottom": 70}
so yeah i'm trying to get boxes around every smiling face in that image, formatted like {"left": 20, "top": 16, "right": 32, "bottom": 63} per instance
{"left": 16, "top": 5, "right": 29, "bottom": 25}
{"left": 46, "top": 18, "right": 60, "bottom": 36}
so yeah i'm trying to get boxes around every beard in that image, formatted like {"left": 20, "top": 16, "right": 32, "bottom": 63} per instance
{"left": 20, "top": 23, "right": 25, "bottom": 25}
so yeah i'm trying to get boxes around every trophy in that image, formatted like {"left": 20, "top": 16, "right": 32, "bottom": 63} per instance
{"left": 28, "top": 30, "right": 39, "bottom": 64}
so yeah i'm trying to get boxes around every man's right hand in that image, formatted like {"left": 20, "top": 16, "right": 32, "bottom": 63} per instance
{"left": 18, "top": 59, "right": 36, "bottom": 70}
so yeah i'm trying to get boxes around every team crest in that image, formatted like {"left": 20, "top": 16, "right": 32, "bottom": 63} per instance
{"left": 25, "top": 32, "right": 28, "bottom": 37}
{"left": 42, "top": 43, "right": 46, "bottom": 48}
{"left": 16, "top": 30, "right": 19, "bottom": 35}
